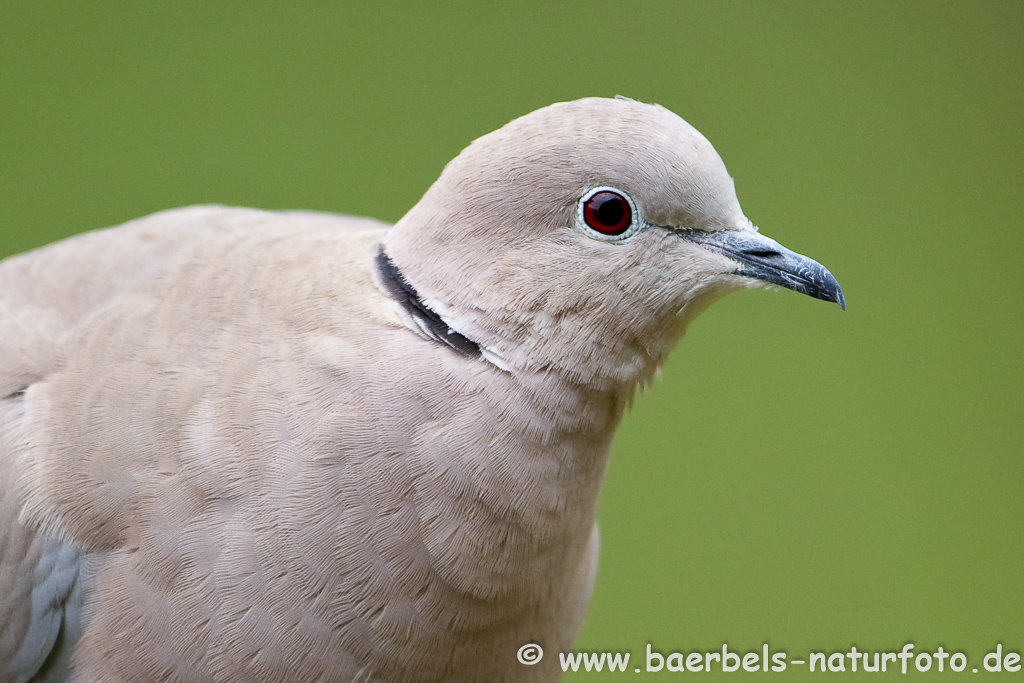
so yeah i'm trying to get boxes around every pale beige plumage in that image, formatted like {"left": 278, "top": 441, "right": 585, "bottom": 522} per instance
{"left": 0, "top": 97, "right": 842, "bottom": 682}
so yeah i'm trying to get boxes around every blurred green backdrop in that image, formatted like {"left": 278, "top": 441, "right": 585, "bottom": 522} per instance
{"left": 1, "top": 1, "right": 1021, "bottom": 679}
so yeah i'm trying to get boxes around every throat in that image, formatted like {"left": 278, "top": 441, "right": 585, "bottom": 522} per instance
{"left": 376, "top": 246, "right": 481, "bottom": 358}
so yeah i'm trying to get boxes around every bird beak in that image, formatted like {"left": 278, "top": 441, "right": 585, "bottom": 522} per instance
{"left": 682, "top": 229, "right": 846, "bottom": 309}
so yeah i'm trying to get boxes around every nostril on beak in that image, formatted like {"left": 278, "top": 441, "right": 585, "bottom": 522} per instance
{"left": 746, "top": 250, "right": 781, "bottom": 259}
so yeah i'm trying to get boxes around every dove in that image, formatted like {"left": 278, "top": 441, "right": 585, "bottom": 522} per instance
{"left": 0, "top": 96, "right": 843, "bottom": 682}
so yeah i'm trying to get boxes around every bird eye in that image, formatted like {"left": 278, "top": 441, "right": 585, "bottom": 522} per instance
{"left": 582, "top": 190, "right": 633, "bottom": 236}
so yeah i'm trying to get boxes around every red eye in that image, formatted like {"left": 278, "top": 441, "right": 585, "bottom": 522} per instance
{"left": 583, "top": 190, "right": 633, "bottom": 235}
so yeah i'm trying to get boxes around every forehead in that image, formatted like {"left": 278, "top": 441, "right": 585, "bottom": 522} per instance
{"left": 452, "top": 98, "right": 748, "bottom": 231}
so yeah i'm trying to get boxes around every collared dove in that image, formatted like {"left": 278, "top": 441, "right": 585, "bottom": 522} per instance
{"left": 0, "top": 97, "right": 843, "bottom": 682}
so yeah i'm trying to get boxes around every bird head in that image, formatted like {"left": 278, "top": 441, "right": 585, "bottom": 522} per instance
{"left": 383, "top": 97, "right": 843, "bottom": 388}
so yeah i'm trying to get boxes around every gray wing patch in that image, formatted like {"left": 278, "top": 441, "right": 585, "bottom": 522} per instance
{"left": 4, "top": 539, "right": 84, "bottom": 683}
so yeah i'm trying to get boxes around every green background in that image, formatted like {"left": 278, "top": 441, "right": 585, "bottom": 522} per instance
{"left": 2, "top": 1, "right": 1021, "bottom": 679}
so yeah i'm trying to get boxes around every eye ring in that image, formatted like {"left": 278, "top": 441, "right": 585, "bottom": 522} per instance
{"left": 577, "top": 187, "right": 642, "bottom": 241}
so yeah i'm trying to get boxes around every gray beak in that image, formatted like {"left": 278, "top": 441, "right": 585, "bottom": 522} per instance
{"left": 683, "top": 229, "right": 846, "bottom": 309}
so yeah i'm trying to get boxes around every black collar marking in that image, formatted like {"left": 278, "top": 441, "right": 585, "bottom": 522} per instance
{"left": 376, "top": 246, "right": 481, "bottom": 358}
